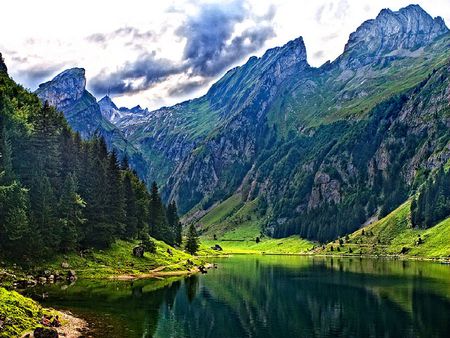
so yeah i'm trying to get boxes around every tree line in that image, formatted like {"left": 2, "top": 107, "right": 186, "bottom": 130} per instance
{"left": 0, "top": 67, "right": 184, "bottom": 260}
{"left": 411, "top": 167, "right": 450, "bottom": 228}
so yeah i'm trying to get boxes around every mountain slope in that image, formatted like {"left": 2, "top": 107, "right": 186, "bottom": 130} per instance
{"left": 40, "top": 5, "right": 450, "bottom": 243}
{"left": 315, "top": 200, "right": 450, "bottom": 259}
{"left": 35, "top": 68, "right": 148, "bottom": 178}
{"left": 159, "top": 5, "right": 450, "bottom": 241}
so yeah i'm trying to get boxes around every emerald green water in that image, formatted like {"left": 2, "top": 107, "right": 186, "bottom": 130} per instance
{"left": 27, "top": 256, "right": 450, "bottom": 337}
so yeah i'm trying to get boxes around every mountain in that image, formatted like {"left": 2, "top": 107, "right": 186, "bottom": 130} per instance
{"left": 98, "top": 95, "right": 148, "bottom": 128}
{"left": 35, "top": 68, "right": 148, "bottom": 179}
{"left": 41, "top": 5, "right": 450, "bottom": 242}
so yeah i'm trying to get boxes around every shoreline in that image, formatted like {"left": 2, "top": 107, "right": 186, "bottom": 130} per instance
{"left": 21, "top": 310, "right": 89, "bottom": 338}
{"left": 202, "top": 250, "right": 450, "bottom": 264}
{"left": 110, "top": 263, "right": 216, "bottom": 280}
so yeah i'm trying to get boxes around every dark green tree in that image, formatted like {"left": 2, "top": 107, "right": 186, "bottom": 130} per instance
{"left": 185, "top": 223, "right": 199, "bottom": 255}
{"left": 58, "top": 173, "right": 86, "bottom": 252}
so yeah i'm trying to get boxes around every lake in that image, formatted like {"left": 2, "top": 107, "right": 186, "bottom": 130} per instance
{"left": 26, "top": 256, "right": 450, "bottom": 338}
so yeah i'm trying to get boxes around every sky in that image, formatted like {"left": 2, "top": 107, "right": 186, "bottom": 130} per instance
{"left": 1, "top": 0, "right": 449, "bottom": 110}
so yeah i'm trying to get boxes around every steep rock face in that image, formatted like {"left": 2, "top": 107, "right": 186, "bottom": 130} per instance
{"left": 36, "top": 69, "right": 147, "bottom": 178}
{"left": 341, "top": 5, "right": 448, "bottom": 68}
{"left": 165, "top": 37, "right": 310, "bottom": 212}
{"left": 98, "top": 95, "right": 119, "bottom": 122}
{"left": 36, "top": 68, "right": 86, "bottom": 111}
{"left": 98, "top": 95, "right": 148, "bottom": 127}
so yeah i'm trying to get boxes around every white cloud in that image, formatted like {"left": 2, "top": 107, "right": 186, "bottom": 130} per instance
{"left": 1, "top": 0, "right": 449, "bottom": 110}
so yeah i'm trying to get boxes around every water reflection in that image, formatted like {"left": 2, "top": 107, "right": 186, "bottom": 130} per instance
{"left": 28, "top": 256, "right": 450, "bottom": 338}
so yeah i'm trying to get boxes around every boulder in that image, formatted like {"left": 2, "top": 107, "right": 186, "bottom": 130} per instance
{"left": 38, "top": 277, "right": 47, "bottom": 284}
{"left": 13, "top": 280, "right": 29, "bottom": 289}
{"left": 67, "top": 270, "right": 77, "bottom": 281}
{"left": 133, "top": 246, "right": 145, "bottom": 258}
{"left": 33, "top": 327, "right": 58, "bottom": 338}
{"left": 61, "top": 262, "right": 70, "bottom": 269}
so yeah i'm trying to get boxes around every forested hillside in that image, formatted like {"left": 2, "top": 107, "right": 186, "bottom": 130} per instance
{"left": 0, "top": 57, "right": 181, "bottom": 261}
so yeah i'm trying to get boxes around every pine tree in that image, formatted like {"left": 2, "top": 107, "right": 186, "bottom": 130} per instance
{"left": 0, "top": 181, "right": 30, "bottom": 256}
{"left": 167, "top": 201, "right": 182, "bottom": 246}
{"left": 121, "top": 155, "right": 129, "bottom": 170}
{"left": 58, "top": 173, "right": 86, "bottom": 252}
{"left": 123, "top": 171, "right": 138, "bottom": 238}
{"left": 106, "top": 150, "right": 125, "bottom": 233}
{"left": 29, "top": 170, "right": 58, "bottom": 254}
{"left": 185, "top": 223, "right": 199, "bottom": 255}
{"left": 149, "top": 181, "right": 168, "bottom": 240}
{"left": 0, "top": 121, "right": 14, "bottom": 184}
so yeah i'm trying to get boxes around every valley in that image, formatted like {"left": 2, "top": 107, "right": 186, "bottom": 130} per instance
{"left": 1, "top": 3, "right": 450, "bottom": 338}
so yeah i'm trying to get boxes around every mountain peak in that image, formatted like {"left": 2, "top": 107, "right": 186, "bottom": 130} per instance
{"left": 262, "top": 36, "right": 308, "bottom": 67}
{"left": 342, "top": 4, "right": 448, "bottom": 67}
{"left": 99, "top": 95, "right": 118, "bottom": 110}
{"left": 36, "top": 67, "right": 87, "bottom": 108}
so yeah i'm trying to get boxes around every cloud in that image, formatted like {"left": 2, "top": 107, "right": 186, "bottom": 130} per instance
{"left": 15, "top": 63, "right": 63, "bottom": 89}
{"left": 313, "top": 50, "right": 324, "bottom": 59}
{"left": 86, "top": 26, "right": 154, "bottom": 48}
{"left": 176, "top": 0, "right": 275, "bottom": 77}
{"left": 90, "top": 0, "right": 276, "bottom": 98}
{"left": 90, "top": 52, "right": 182, "bottom": 96}
{"left": 167, "top": 77, "right": 210, "bottom": 96}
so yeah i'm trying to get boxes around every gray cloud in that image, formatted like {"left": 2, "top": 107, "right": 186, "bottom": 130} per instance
{"left": 86, "top": 27, "right": 154, "bottom": 48}
{"left": 90, "top": 1, "right": 276, "bottom": 97}
{"left": 313, "top": 50, "right": 325, "bottom": 59}
{"left": 167, "top": 78, "right": 210, "bottom": 97}
{"left": 90, "top": 52, "right": 182, "bottom": 96}
{"left": 322, "top": 32, "right": 339, "bottom": 41}
{"left": 15, "top": 63, "right": 63, "bottom": 89}
{"left": 315, "top": 5, "right": 326, "bottom": 23}
{"left": 176, "top": 0, "right": 274, "bottom": 77}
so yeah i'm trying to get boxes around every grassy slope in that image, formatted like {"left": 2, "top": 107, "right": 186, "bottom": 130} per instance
{"left": 201, "top": 236, "right": 314, "bottom": 254}
{"left": 1, "top": 239, "right": 206, "bottom": 281}
{"left": 48, "top": 239, "right": 208, "bottom": 279}
{"left": 0, "top": 288, "right": 57, "bottom": 338}
{"left": 192, "top": 193, "right": 314, "bottom": 254}
{"left": 315, "top": 200, "right": 450, "bottom": 259}
{"left": 196, "top": 192, "right": 449, "bottom": 258}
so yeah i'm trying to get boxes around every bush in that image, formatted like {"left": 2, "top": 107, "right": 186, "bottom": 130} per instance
{"left": 140, "top": 235, "right": 156, "bottom": 254}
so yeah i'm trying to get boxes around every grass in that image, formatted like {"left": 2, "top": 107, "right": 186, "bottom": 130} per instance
{"left": 202, "top": 236, "right": 314, "bottom": 254}
{"left": 195, "top": 194, "right": 316, "bottom": 254}
{"left": 1, "top": 238, "right": 206, "bottom": 281}
{"left": 315, "top": 200, "right": 450, "bottom": 260}
{"left": 197, "top": 194, "right": 243, "bottom": 230}
{"left": 0, "top": 287, "right": 57, "bottom": 338}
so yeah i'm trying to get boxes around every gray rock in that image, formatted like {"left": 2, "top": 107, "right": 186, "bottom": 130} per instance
{"left": 133, "top": 246, "right": 145, "bottom": 258}
{"left": 341, "top": 5, "right": 448, "bottom": 68}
